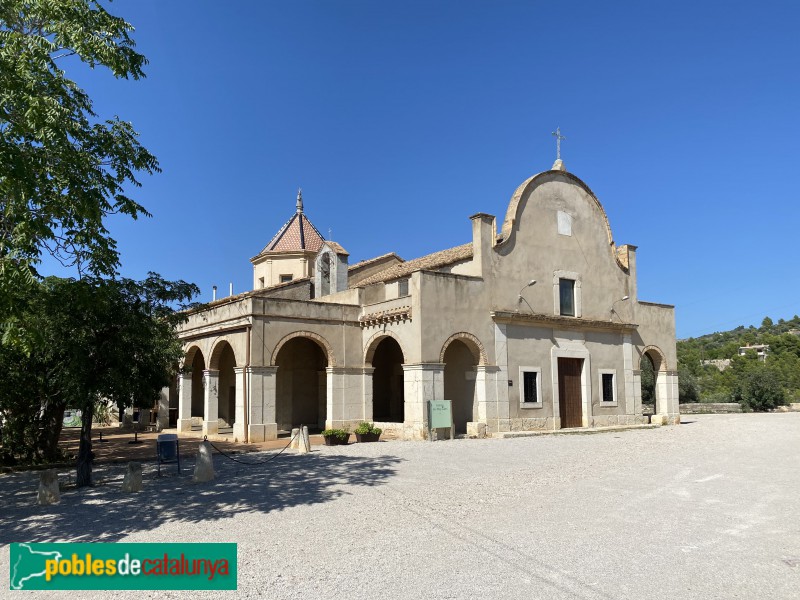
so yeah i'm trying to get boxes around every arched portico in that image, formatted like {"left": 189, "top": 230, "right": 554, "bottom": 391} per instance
{"left": 367, "top": 335, "right": 406, "bottom": 423}
{"left": 209, "top": 340, "right": 237, "bottom": 431}
{"left": 442, "top": 337, "right": 481, "bottom": 433}
{"left": 638, "top": 345, "right": 679, "bottom": 424}
{"left": 274, "top": 335, "right": 329, "bottom": 432}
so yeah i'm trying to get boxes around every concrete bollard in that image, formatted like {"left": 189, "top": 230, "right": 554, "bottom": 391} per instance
{"left": 193, "top": 441, "right": 215, "bottom": 483}
{"left": 37, "top": 470, "right": 60, "bottom": 505}
{"left": 297, "top": 426, "right": 310, "bottom": 454}
{"left": 121, "top": 461, "right": 143, "bottom": 492}
{"left": 290, "top": 428, "right": 301, "bottom": 450}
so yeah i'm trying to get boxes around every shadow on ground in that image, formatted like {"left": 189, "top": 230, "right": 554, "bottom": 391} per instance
{"left": 0, "top": 451, "right": 403, "bottom": 544}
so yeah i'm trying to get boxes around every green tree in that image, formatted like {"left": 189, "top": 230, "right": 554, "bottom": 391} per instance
{"left": 677, "top": 367, "right": 700, "bottom": 403}
{"left": 0, "top": 274, "right": 198, "bottom": 485}
{"left": 0, "top": 0, "right": 158, "bottom": 344}
{"left": 731, "top": 365, "right": 787, "bottom": 412}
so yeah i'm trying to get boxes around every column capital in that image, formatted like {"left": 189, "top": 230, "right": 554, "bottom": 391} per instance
{"left": 203, "top": 369, "right": 220, "bottom": 377}
{"left": 325, "top": 366, "right": 366, "bottom": 375}
{"left": 247, "top": 365, "right": 279, "bottom": 375}
{"left": 401, "top": 363, "right": 445, "bottom": 372}
{"left": 475, "top": 364, "right": 501, "bottom": 373}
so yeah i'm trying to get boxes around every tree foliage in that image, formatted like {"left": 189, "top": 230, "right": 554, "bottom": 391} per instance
{"left": 0, "top": 0, "right": 158, "bottom": 342}
{"left": 0, "top": 274, "right": 198, "bottom": 484}
{"left": 677, "top": 314, "right": 799, "bottom": 409}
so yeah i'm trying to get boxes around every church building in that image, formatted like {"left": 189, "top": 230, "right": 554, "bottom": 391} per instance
{"left": 170, "top": 158, "right": 679, "bottom": 441}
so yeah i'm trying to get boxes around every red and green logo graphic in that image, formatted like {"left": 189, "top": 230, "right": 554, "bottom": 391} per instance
{"left": 9, "top": 543, "right": 237, "bottom": 590}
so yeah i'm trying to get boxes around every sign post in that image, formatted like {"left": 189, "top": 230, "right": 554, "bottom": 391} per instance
{"left": 427, "top": 400, "right": 454, "bottom": 441}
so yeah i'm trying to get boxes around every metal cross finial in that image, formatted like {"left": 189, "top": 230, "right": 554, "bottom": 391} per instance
{"left": 552, "top": 127, "right": 566, "bottom": 160}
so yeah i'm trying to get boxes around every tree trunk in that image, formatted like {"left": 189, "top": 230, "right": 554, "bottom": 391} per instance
{"left": 76, "top": 403, "right": 94, "bottom": 487}
{"left": 39, "top": 400, "right": 66, "bottom": 463}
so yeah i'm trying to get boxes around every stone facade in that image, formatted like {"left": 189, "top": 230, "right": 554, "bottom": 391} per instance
{"left": 169, "top": 161, "right": 679, "bottom": 441}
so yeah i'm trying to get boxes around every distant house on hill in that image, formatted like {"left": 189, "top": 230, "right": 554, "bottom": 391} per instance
{"left": 738, "top": 344, "right": 769, "bottom": 362}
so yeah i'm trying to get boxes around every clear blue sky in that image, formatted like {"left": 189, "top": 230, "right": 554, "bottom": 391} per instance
{"left": 41, "top": 0, "right": 800, "bottom": 339}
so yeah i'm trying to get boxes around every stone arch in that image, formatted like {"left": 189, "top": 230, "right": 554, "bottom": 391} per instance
{"left": 364, "top": 330, "right": 405, "bottom": 366}
{"left": 639, "top": 345, "right": 667, "bottom": 371}
{"left": 439, "top": 332, "right": 488, "bottom": 366}
{"left": 208, "top": 340, "right": 237, "bottom": 428}
{"left": 367, "top": 333, "right": 406, "bottom": 423}
{"left": 183, "top": 344, "right": 203, "bottom": 370}
{"left": 209, "top": 337, "right": 242, "bottom": 370}
{"left": 184, "top": 345, "right": 206, "bottom": 418}
{"left": 640, "top": 345, "right": 668, "bottom": 418}
{"left": 271, "top": 331, "right": 335, "bottom": 367}
{"left": 274, "top": 334, "right": 329, "bottom": 431}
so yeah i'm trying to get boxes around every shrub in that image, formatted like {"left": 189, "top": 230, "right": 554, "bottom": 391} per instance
{"left": 731, "top": 369, "right": 787, "bottom": 412}
{"left": 321, "top": 428, "right": 349, "bottom": 441}
{"left": 354, "top": 422, "right": 382, "bottom": 436}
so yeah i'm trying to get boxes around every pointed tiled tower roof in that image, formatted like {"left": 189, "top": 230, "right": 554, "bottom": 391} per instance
{"left": 260, "top": 189, "right": 325, "bottom": 254}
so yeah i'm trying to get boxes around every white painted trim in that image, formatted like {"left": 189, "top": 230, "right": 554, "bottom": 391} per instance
{"left": 518, "top": 366, "right": 543, "bottom": 408}
{"left": 598, "top": 368, "right": 618, "bottom": 406}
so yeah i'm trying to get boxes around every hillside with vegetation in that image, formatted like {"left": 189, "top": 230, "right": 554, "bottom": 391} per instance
{"left": 674, "top": 315, "right": 800, "bottom": 410}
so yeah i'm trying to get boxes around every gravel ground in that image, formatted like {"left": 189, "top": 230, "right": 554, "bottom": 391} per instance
{"left": 1, "top": 413, "right": 799, "bottom": 599}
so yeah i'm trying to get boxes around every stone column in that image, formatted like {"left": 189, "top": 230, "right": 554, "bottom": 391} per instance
{"left": 402, "top": 363, "right": 445, "bottom": 440}
{"left": 325, "top": 367, "right": 363, "bottom": 430}
{"left": 633, "top": 370, "right": 643, "bottom": 421}
{"left": 362, "top": 367, "right": 375, "bottom": 423}
{"left": 622, "top": 334, "right": 636, "bottom": 421}
{"left": 247, "top": 366, "right": 278, "bottom": 442}
{"left": 493, "top": 323, "right": 511, "bottom": 432}
{"left": 203, "top": 369, "right": 220, "bottom": 436}
{"left": 233, "top": 367, "right": 246, "bottom": 441}
{"left": 157, "top": 387, "right": 170, "bottom": 430}
{"left": 177, "top": 373, "right": 193, "bottom": 433}
{"left": 475, "top": 365, "right": 500, "bottom": 430}
{"left": 660, "top": 370, "right": 680, "bottom": 425}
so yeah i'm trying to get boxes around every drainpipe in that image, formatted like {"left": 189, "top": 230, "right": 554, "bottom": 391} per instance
{"left": 243, "top": 322, "right": 251, "bottom": 442}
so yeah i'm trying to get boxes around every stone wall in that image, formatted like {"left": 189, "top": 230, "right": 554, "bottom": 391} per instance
{"left": 680, "top": 402, "right": 742, "bottom": 414}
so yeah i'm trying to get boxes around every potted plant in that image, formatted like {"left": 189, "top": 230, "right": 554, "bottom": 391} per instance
{"left": 321, "top": 428, "right": 350, "bottom": 446}
{"left": 355, "top": 422, "right": 382, "bottom": 443}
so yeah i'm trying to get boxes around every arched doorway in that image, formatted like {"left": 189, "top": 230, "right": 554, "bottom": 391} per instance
{"left": 189, "top": 349, "right": 205, "bottom": 419}
{"left": 275, "top": 337, "right": 328, "bottom": 432}
{"left": 640, "top": 347, "right": 667, "bottom": 420}
{"left": 212, "top": 342, "right": 237, "bottom": 431}
{"left": 443, "top": 339, "right": 478, "bottom": 433}
{"left": 371, "top": 337, "right": 405, "bottom": 423}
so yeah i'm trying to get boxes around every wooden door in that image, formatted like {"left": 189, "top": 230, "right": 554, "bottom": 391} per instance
{"left": 558, "top": 358, "right": 584, "bottom": 428}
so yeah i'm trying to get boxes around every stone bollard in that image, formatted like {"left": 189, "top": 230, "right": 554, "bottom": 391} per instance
{"left": 290, "top": 428, "right": 301, "bottom": 450}
{"left": 37, "top": 469, "right": 60, "bottom": 505}
{"left": 297, "top": 426, "right": 310, "bottom": 454}
{"left": 193, "top": 441, "right": 215, "bottom": 483}
{"left": 121, "top": 461, "right": 143, "bottom": 492}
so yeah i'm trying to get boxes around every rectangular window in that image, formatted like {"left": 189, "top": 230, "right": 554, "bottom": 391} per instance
{"left": 280, "top": 274, "right": 292, "bottom": 283}
{"left": 398, "top": 278, "right": 409, "bottom": 297}
{"left": 559, "top": 278, "right": 575, "bottom": 316}
{"left": 600, "top": 372, "right": 616, "bottom": 404}
{"left": 258, "top": 277, "right": 265, "bottom": 288}
{"left": 519, "top": 367, "right": 542, "bottom": 407}
{"left": 523, "top": 371, "right": 538, "bottom": 403}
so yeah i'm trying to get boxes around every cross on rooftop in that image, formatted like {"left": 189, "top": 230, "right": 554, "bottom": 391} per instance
{"left": 551, "top": 127, "right": 566, "bottom": 160}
